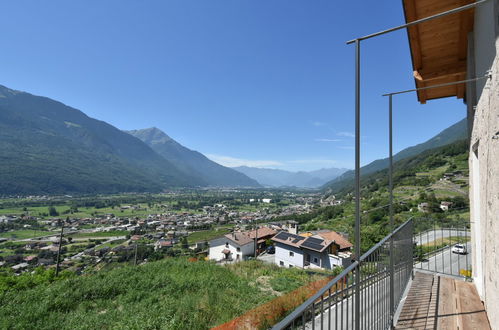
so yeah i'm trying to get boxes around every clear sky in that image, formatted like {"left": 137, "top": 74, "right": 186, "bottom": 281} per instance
{"left": 0, "top": 1, "right": 467, "bottom": 171}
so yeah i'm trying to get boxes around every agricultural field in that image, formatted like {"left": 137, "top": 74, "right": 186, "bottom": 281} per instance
{"left": 0, "top": 229, "right": 51, "bottom": 239}
{"left": 67, "top": 230, "right": 128, "bottom": 239}
{"left": 187, "top": 227, "right": 232, "bottom": 243}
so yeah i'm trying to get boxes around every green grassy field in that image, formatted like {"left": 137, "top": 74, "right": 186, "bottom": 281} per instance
{"left": 67, "top": 230, "right": 127, "bottom": 238}
{"left": 0, "top": 259, "right": 323, "bottom": 329}
{"left": 0, "top": 229, "right": 51, "bottom": 239}
{"left": 188, "top": 228, "right": 232, "bottom": 243}
{"left": 0, "top": 203, "right": 191, "bottom": 218}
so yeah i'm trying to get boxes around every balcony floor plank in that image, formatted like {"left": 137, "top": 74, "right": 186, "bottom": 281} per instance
{"left": 395, "top": 271, "right": 491, "bottom": 330}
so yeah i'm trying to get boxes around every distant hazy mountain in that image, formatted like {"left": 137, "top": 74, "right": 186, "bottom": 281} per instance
{"left": 232, "top": 166, "right": 348, "bottom": 188}
{"left": 0, "top": 84, "right": 204, "bottom": 195}
{"left": 324, "top": 118, "right": 468, "bottom": 192}
{"left": 126, "top": 128, "right": 260, "bottom": 188}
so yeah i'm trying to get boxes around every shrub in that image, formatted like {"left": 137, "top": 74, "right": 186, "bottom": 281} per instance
{"left": 213, "top": 276, "right": 333, "bottom": 330}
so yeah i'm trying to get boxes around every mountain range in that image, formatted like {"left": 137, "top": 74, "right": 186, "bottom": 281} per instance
{"left": 232, "top": 166, "right": 348, "bottom": 188}
{"left": 324, "top": 118, "right": 468, "bottom": 192}
{"left": 0, "top": 83, "right": 468, "bottom": 195}
{"left": 0, "top": 84, "right": 258, "bottom": 195}
{"left": 126, "top": 128, "right": 259, "bottom": 188}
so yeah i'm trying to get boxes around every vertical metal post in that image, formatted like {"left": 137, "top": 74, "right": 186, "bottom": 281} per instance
{"left": 55, "top": 221, "right": 64, "bottom": 277}
{"left": 254, "top": 222, "right": 258, "bottom": 258}
{"left": 457, "top": 224, "right": 461, "bottom": 276}
{"left": 354, "top": 38, "right": 361, "bottom": 330}
{"left": 134, "top": 241, "right": 138, "bottom": 265}
{"left": 389, "top": 94, "right": 395, "bottom": 326}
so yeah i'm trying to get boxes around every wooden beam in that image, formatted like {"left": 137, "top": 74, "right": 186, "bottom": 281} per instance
{"left": 404, "top": 0, "right": 427, "bottom": 103}
{"left": 457, "top": 73, "right": 466, "bottom": 99}
{"left": 404, "top": 0, "right": 423, "bottom": 70}
{"left": 414, "top": 60, "right": 467, "bottom": 81}
{"left": 416, "top": 79, "right": 427, "bottom": 104}
{"left": 458, "top": 0, "right": 475, "bottom": 60}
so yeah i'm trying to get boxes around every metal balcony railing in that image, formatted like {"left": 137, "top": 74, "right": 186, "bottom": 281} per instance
{"left": 272, "top": 218, "right": 414, "bottom": 330}
{"left": 413, "top": 216, "right": 471, "bottom": 278}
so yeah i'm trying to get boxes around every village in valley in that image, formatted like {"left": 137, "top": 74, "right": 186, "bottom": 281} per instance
{"left": 0, "top": 190, "right": 353, "bottom": 275}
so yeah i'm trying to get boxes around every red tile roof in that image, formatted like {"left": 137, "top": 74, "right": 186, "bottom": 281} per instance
{"left": 316, "top": 231, "right": 352, "bottom": 250}
{"left": 245, "top": 227, "right": 277, "bottom": 239}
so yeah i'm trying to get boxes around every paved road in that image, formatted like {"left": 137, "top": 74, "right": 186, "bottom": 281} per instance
{"left": 415, "top": 243, "right": 471, "bottom": 276}
{"left": 414, "top": 228, "right": 470, "bottom": 246}
{"left": 257, "top": 252, "right": 275, "bottom": 264}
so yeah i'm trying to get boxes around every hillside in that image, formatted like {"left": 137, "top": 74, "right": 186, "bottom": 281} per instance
{"left": 0, "top": 85, "right": 204, "bottom": 195}
{"left": 0, "top": 259, "right": 325, "bottom": 329}
{"left": 329, "top": 139, "right": 469, "bottom": 197}
{"left": 127, "top": 128, "right": 260, "bottom": 187}
{"left": 324, "top": 118, "right": 467, "bottom": 192}
{"left": 276, "top": 139, "right": 470, "bottom": 252}
{"left": 233, "top": 166, "right": 348, "bottom": 188}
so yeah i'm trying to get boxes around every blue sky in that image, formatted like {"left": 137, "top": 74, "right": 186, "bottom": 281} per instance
{"left": 0, "top": 1, "right": 467, "bottom": 171}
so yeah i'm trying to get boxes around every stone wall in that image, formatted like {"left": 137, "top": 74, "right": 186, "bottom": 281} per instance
{"left": 469, "top": 31, "right": 499, "bottom": 329}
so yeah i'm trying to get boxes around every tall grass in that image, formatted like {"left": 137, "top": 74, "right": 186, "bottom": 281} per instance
{"left": 0, "top": 259, "right": 320, "bottom": 329}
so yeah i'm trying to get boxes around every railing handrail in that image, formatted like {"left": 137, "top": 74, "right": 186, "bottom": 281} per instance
{"left": 272, "top": 217, "right": 414, "bottom": 329}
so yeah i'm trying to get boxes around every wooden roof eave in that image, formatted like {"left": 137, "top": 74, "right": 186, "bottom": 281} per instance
{"left": 402, "top": 0, "right": 475, "bottom": 104}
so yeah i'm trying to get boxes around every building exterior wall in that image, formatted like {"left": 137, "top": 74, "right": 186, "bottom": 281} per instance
{"left": 329, "top": 254, "right": 350, "bottom": 268}
{"left": 274, "top": 243, "right": 303, "bottom": 268}
{"left": 303, "top": 249, "right": 330, "bottom": 269}
{"left": 469, "top": 4, "right": 499, "bottom": 327}
{"left": 208, "top": 239, "right": 254, "bottom": 262}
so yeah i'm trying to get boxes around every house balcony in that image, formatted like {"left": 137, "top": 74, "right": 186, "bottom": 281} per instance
{"left": 395, "top": 272, "right": 490, "bottom": 329}
{"left": 271, "top": 217, "right": 491, "bottom": 330}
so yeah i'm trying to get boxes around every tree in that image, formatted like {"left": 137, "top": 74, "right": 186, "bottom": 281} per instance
{"left": 48, "top": 206, "right": 59, "bottom": 217}
{"left": 181, "top": 237, "right": 189, "bottom": 249}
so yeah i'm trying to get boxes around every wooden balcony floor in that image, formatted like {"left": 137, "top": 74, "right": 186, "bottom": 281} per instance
{"left": 395, "top": 271, "right": 491, "bottom": 330}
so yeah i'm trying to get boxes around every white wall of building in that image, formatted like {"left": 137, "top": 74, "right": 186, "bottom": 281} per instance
{"left": 275, "top": 243, "right": 303, "bottom": 268}
{"left": 209, "top": 240, "right": 254, "bottom": 262}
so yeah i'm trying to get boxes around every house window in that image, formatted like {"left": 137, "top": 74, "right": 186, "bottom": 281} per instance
{"left": 289, "top": 265, "right": 293, "bottom": 268}
{"left": 289, "top": 251, "right": 294, "bottom": 257}
{"left": 313, "top": 257, "right": 318, "bottom": 264}
{"left": 225, "top": 242, "right": 229, "bottom": 248}
{"left": 236, "top": 247, "right": 241, "bottom": 252}
{"left": 279, "top": 261, "right": 284, "bottom": 266}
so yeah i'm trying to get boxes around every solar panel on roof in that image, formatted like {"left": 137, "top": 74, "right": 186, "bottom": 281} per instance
{"left": 275, "top": 232, "right": 290, "bottom": 240}
{"left": 301, "top": 242, "right": 324, "bottom": 251}
{"left": 301, "top": 237, "right": 325, "bottom": 251}
{"left": 292, "top": 238, "right": 303, "bottom": 243}
{"left": 306, "top": 237, "right": 323, "bottom": 244}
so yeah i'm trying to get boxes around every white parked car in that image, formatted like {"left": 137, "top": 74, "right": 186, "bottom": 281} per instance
{"left": 451, "top": 243, "right": 467, "bottom": 254}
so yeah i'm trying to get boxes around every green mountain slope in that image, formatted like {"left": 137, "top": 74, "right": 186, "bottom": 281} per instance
{"left": 275, "top": 140, "right": 469, "bottom": 251}
{"left": 324, "top": 118, "right": 467, "bottom": 192}
{"left": 329, "top": 139, "right": 469, "bottom": 197}
{"left": 127, "top": 127, "right": 260, "bottom": 187}
{"left": 0, "top": 85, "right": 203, "bottom": 195}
